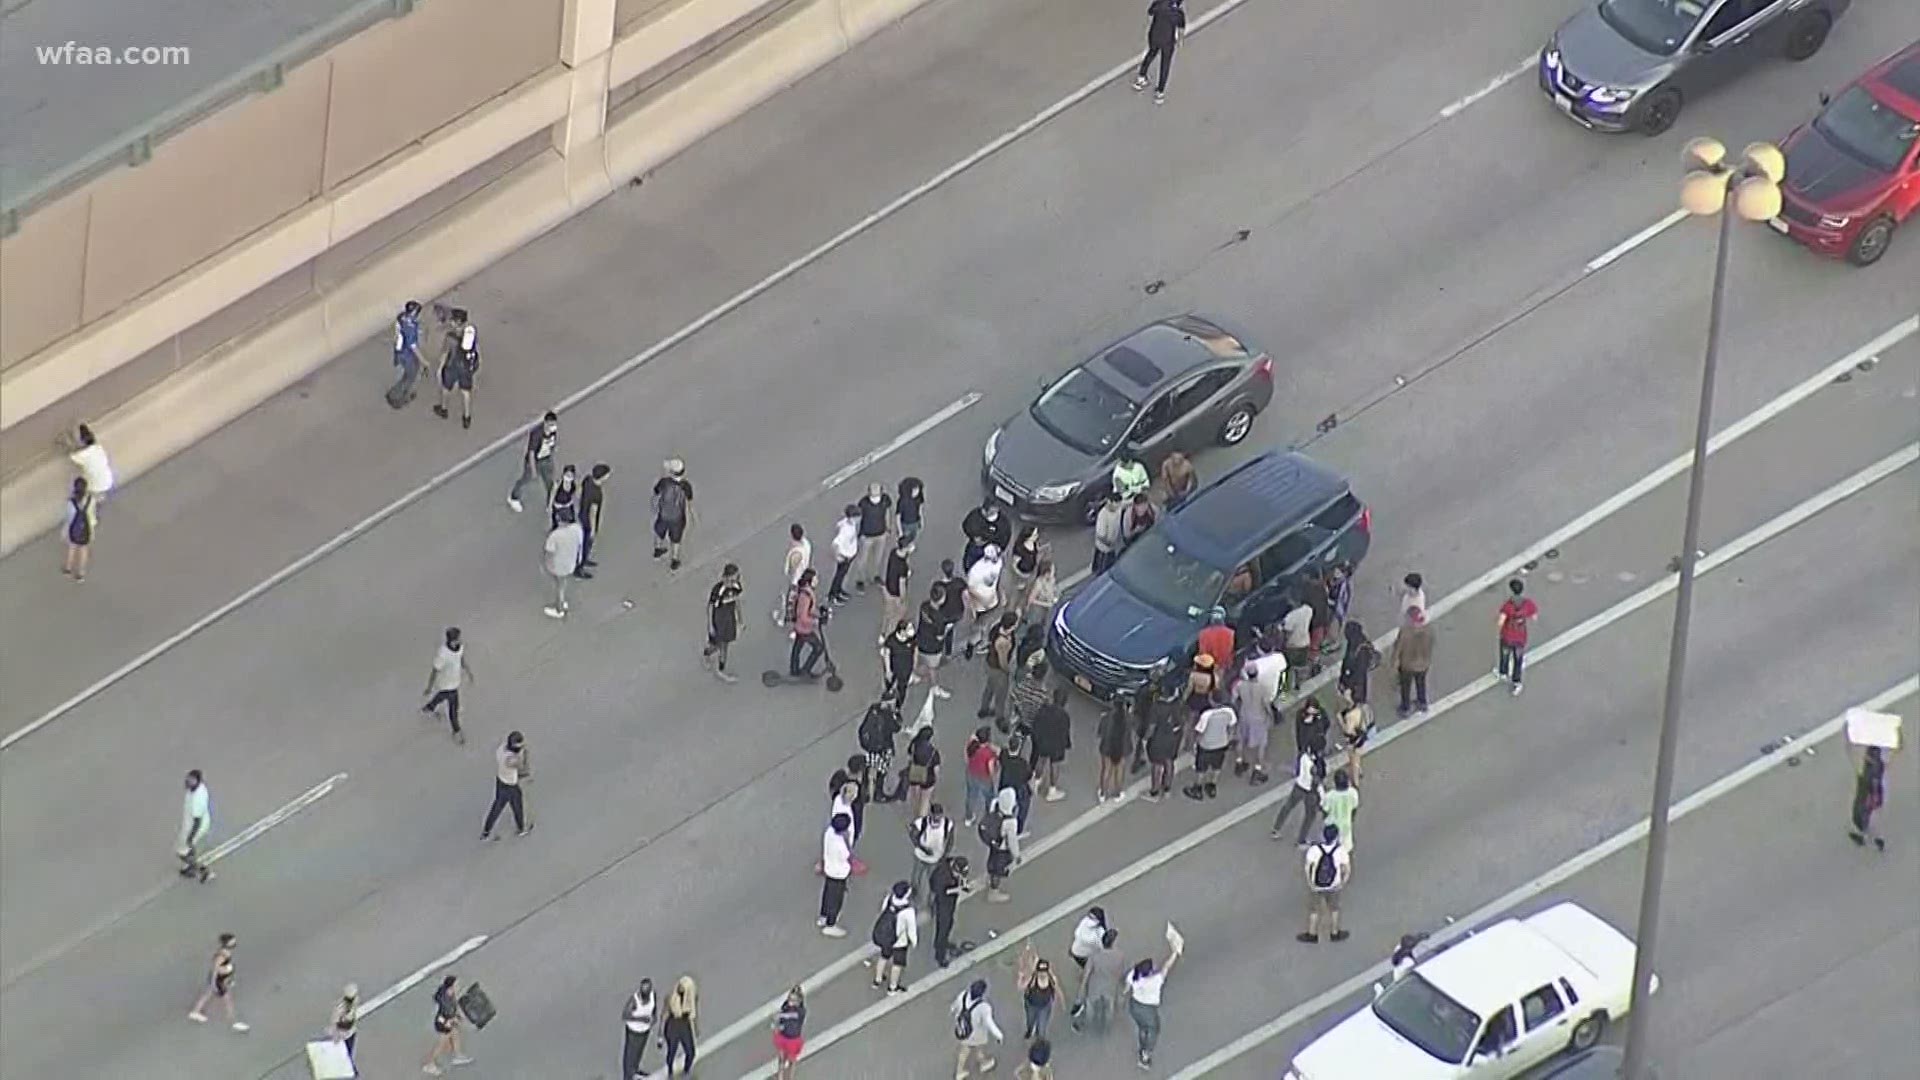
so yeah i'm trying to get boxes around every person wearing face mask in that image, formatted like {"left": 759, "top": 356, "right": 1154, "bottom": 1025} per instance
{"left": 548, "top": 464, "right": 579, "bottom": 532}
{"left": 854, "top": 482, "right": 894, "bottom": 590}
{"left": 961, "top": 502, "right": 1012, "bottom": 571}
{"left": 963, "top": 547, "right": 1005, "bottom": 658}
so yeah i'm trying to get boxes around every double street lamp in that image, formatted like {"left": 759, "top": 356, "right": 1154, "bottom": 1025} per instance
{"left": 1619, "top": 137, "right": 1785, "bottom": 1080}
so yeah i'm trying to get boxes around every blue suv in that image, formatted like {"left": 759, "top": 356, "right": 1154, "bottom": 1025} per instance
{"left": 1048, "top": 450, "right": 1371, "bottom": 697}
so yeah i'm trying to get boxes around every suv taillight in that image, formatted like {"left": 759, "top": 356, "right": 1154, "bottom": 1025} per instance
{"left": 1358, "top": 506, "right": 1371, "bottom": 535}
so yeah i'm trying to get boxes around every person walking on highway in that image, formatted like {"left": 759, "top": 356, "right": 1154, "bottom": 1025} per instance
{"left": 660, "top": 975, "right": 698, "bottom": 1077}
{"left": 1124, "top": 943, "right": 1180, "bottom": 1068}
{"left": 961, "top": 501, "right": 1012, "bottom": 572}
{"left": 1399, "top": 571, "right": 1428, "bottom": 620}
{"left": 870, "top": 880, "right": 918, "bottom": 994}
{"left": 982, "top": 788, "right": 1021, "bottom": 902}
{"left": 622, "top": 978, "right": 658, "bottom": 1080}
{"left": 1092, "top": 492, "right": 1126, "bottom": 574}
{"left": 1029, "top": 687, "right": 1073, "bottom": 802}
{"left": 963, "top": 726, "right": 1001, "bottom": 826}
{"left": 1067, "top": 907, "right": 1109, "bottom": 1004}
{"left": 963, "top": 547, "right": 1006, "bottom": 658}
{"left": 577, "top": 463, "right": 611, "bottom": 577}
{"left": 1305, "top": 572, "right": 1334, "bottom": 657}
{"left": 1327, "top": 562, "right": 1354, "bottom": 635}
{"left": 902, "top": 726, "right": 942, "bottom": 817}
{"left": 1018, "top": 952, "right": 1063, "bottom": 1042}
{"left": 1073, "top": 926, "right": 1125, "bottom": 1036}
{"left": 177, "top": 769, "right": 214, "bottom": 883}
{"left": 1294, "top": 696, "right": 1330, "bottom": 758}
{"left": 1320, "top": 767, "right": 1359, "bottom": 851}
{"left": 883, "top": 620, "right": 918, "bottom": 710}
{"left": 543, "top": 506, "right": 584, "bottom": 619}
{"left": 507, "top": 411, "right": 558, "bottom": 513}
{"left": 328, "top": 983, "right": 359, "bottom": 1063}
{"left": 1232, "top": 660, "right": 1275, "bottom": 784}
{"left": 422, "top": 626, "right": 474, "bottom": 744}
{"left": 1097, "top": 695, "right": 1133, "bottom": 803}
{"left": 854, "top": 481, "right": 894, "bottom": 590}
{"left": 819, "top": 812, "right": 854, "bottom": 936}
{"left": 938, "top": 558, "right": 968, "bottom": 658}
{"left": 915, "top": 581, "right": 954, "bottom": 701}
{"left": 930, "top": 854, "right": 969, "bottom": 967}
{"left": 1183, "top": 698, "right": 1237, "bottom": 801}
{"left": 772, "top": 985, "right": 807, "bottom": 1079}
{"left": 897, "top": 476, "right": 927, "bottom": 545}
{"left": 1338, "top": 620, "right": 1378, "bottom": 708}
{"left": 186, "top": 932, "right": 248, "bottom": 1031}
{"left": 62, "top": 477, "right": 97, "bottom": 582}
{"left": 980, "top": 611, "right": 1019, "bottom": 724}
{"left": 775, "top": 523, "right": 812, "bottom": 626}
{"left": 909, "top": 802, "right": 953, "bottom": 903}
{"left": 882, "top": 534, "right": 915, "bottom": 637}
{"left": 1298, "top": 822, "right": 1353, "bottom": 944}
{"left": 422, "top": 974, "right": 473, "bottom": 1074}
{"left": 998, "top": 732, "right": 1037, "bottom": 837}
{"left": 1282, "top": 592, "right": 1316, "bottom": 676}
{"left": 1007, "top": 524, "right": 1042, "bottom": 605}
{"left": 548, "top": 463, "right": 579, "bottom": 532}
{"left": 1132, "top": 0, "right": 1186, "bottom": 105}
{"left": 789, "top": 569, "right": 826, "bottom": 678}
{"left": 827, "top": 502, "right": 861, "bottom": 604}
{"left": 388, "top": 300, "right": 426, "bottom": 406}
{"left": 703, "top": 563, "right": 744, "bottom": 682}
{"left": 1143, "top": 700, "right": 1181, "bottom": 801}
{"left": 1849, "top": 745, "right": 1889, "bottom": 852}
{"left": 480, "top": 731, "right": 532, "bottom": 840}
{"left": 432, "top": 308, "right": 480, "bottom": 428}
{"left": 1496, "top": 578, "right": 1538, "bottom": 695}
{"left": 1271, "top": 744, "right": 1327, "bottom": 844}
{"left": 952, "top": 978, "right": 1006, "bottom": 1078}
{"left": 652, "top": 459, "right": 695, "bottom": 571}
{"left": 1393, "top": 606, "right": 1434, "bottom": 716}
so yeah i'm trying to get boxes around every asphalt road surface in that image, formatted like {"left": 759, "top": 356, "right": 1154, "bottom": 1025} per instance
{"left": 0, "top": 0, "right": 368, "bottom": 198}
{"left": 1, "top": 0, "right": 1916, "bottom": 1077}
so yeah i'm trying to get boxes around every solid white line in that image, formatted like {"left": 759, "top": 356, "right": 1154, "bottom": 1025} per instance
{"left": 1585, "top": 207, "right": 1691, "bottom": 274}
{"left": 1438, "top": 56, "right": 1534, "bottom": 120}
{"left": 1168, "top": 675, "right": 1919, "bottom": 1078}
{"left": 0, "top": 771, "right": 348, "bottom": 989}
{"left": 733, "top": 450, "right": 1911, "bottom": 1076}
{"left": 696, "top": 319, "right": 1918, "bottom": 1057}
{"left": 358, "top": 934, "right": 490, "bottom": 1018}
{"left": 0, "top": 0, "right": 1266, "bottom": 753}
{"left": 820, "top": 392, "right": 983, "bottom": 489}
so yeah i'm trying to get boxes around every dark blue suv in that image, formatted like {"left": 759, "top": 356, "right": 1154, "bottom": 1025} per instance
{"left": 1048, "top": 450, "right": 1371, "bottom": 697}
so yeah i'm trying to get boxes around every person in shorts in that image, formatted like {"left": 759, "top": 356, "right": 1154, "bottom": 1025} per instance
{"left": 62, "top": 477, "right": 97, "bottom": 582}
{"left": 771, "top": 985, "right": 806, "bottom": 1079}
{"left": 432, "top": 309, "right": 479, "bottom": 428}
{"left": 187, "top": 932, "right": 248, "bottom": 1031}
{"left": 422, "top": 974, "right": 472, "bottom": 1074}
{"left": 1182, "top": 699, "right": 1236, "bottom": 800}
{"left": 703, "top": 563, "right": 743, "bottom": 682}
{"left": 652, "top": 459, "right": 694, "bottom": 570}
{"left": 1298, "top": 823, "right": 1352, "bottom": 944}
{"left": 914, "top": 581, "right": 952, "bottom": 701}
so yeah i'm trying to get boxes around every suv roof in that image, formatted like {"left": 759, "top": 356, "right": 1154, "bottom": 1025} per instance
{"left": 1159, "top": 451, "right": 1350, "bottom": 569}
{"left": 1865, "top": 41, "right": 1920, "bottom": 114}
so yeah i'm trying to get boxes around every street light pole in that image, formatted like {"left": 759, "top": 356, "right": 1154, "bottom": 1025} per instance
{"left": 1619, "top": 138, "right": 1784, "bottom": 1080}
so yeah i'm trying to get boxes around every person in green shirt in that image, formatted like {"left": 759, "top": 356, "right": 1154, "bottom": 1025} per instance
{"left": 1111, "top": 456, "right": 1150, "bottom": 501}
{"left": 1319, "top": 768, "right": 1359, "bottom": 850}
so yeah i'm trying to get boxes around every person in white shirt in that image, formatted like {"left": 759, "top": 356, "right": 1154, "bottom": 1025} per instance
{"left": 1124, "top": 945, "right": 1181, "bottom": 1068}
{"left": 775, "top": 523, "right": 812, "bottom": 625}
{"left": 870, "top": 881, "right": 918, "bottom": 993}
{"left": 480, "top": 731, "right": 532, "bottom": 840}
{"left": 1268, "top": 747, "right": 1325, "bottom": 845}
{"left": 422, "top": 627, "right": 474, "bottom": 744}
{"left": 1233, "top": 658, "right": 1278, "bottom": 783}
{"left": 952, "top": 978, "right": 1005, "bottom": 1076}
{"left": 63, "top": 424, "right": 114, "bottom": 502}
{"left": 1298, "top": 822, "right": 1353, "bottom": 944}
{"left": 1066, "top": 907, "right": 1109, "bottom": 1010}
{"left": 963, "top": 546, "right": 1004, "bottom": 656}
{"left": 177, "top": 769, "right": 213, "bottom": 883}
{"left": 1399, "top": 572, "right": 1427, "bottom": 621}
{"left": 908, "top": 804, "right": 952, "bottom": 904}
{"left": 543, "top": 506, "right": 585, "bottom": 619}
{"left": 827, "top": 504, "right": 861, "bottom": 604}
{"left": 1181, "top": 703, "right": 1237, "bottom": 800}
{"left": 818, "top": 813, "right": 853, "bottom": 937}
{"left": 1282, "top": 597, "right": 1315, "bottom": 674}
{"left": 621, "top": 978, "right": 657, "bottom": 1080}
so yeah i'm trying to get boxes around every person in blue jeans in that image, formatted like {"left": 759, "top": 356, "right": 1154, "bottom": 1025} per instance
{"left": 1124, "top": 945, "right": 1180, "bottom": 1068}
{"left": 963, "top": 726, "right": 999, "bottom": 826}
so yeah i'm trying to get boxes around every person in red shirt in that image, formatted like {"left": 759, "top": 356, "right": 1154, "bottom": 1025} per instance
{"left": 1495, "top": 578, "right": 1539, "bottom": 696}
{"left": 1196, "top": 607, "right": 1235, "bottom": 674}
{"left": 963, "top": 726, "right": 1001, "bottom": 827}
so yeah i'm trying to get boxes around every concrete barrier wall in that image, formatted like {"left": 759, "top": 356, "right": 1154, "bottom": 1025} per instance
{"left": 0, "top": 0, "right": 934, "bottom": 556}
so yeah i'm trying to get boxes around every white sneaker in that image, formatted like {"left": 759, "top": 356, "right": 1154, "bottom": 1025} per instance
{"left": 544, "top": 606, "right": 566, "bottom": 619}
{"left": 231, "top": 1021, "right": 250, "bottom": 1033}
{"left": 423, "top": 1065, "right": 444, "bottom": 1076}
{"left": 1097, "top": 792, "right": 1109, "bottom": 804}
{"left": 449, "top": 1057, "right": 474, "bottom": 1067}
{"left": 932, "top": 687, "right": 952, "bottom": 699}
{"left": 1044, "top": 788, "right": 1067, "bottom": 803}
{"left": 1132, "top": 75, "right": 1149, "bottom": 91}
{"left": 1153, "top": 91, "right": 1166, "bottom": 106}
{"left": 821, "top": 924, "right": 848, "bottom": 938}
{"left": 507, "top": 496, "right": 523, "bottom": 513}
{"left": 187, "top": 1012, "right": 207, "bottom": 1023}
{"left": 1111, "top": 790, "right": 1126, "bottom": 804}
{"left": 1510, "top": 682, "right": 1523, "bottom": 697}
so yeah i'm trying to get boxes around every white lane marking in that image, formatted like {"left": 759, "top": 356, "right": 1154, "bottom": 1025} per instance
{"left": 1438, "top": 56, "right": 1534, "bottom": 120}
{"left": 358, "top": 934, "right": 490, "bottom": 1018}
{"left": 0, "top": 772, "right": 348, "bottom": 989}
{"left": 695, "top": 321, "right": 1918, "bottom": 1057}
{"left": 821, "top": 392, "right": 982, "bottom": 489}
{"left": 1585, "top": 207, "right": 1691, "bottom": 274}
{"left": 731, "top": 451, "right": 1912, "bottom": 1075}
{"left": 1169, "top": 676, "right": 1920, "bottom": 1078}
{"left": 0, "top": 0, "right": 1269, "bottom": 752}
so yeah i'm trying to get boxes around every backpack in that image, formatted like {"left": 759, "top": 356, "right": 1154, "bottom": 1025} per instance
{"left": 1310, "top": 844, "right": 1339, "bottom": 890}
{"left": 953, "top": 993, "right": 976, "bottom": 1040}
{"left": 859, "top": 703, "right": 896, "bottom": 755}
{"left": 872, "top": 899, "right": 901, "bottom": 950}
{"left": 657, "top": 479, "right": 688, "bottom": 523}
{"left": 979, "top": 807, "right": 1006, "bottom": 848}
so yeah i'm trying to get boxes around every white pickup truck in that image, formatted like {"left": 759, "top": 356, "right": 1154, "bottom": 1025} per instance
{"left": 1285, "top": 902, "right": 1654, "bottom": 1080}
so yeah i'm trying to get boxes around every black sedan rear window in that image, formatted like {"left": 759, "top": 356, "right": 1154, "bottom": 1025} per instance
{"left": 1031, "top": 369, "right": 1136, "bottom": 455}
{"left": 1814, "top": 86, "right": 1920, "bottom": 175}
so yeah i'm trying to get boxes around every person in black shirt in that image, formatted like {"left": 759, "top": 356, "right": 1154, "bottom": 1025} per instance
{"left": 881, "top": 620, "right": 917, "bottom": 709}
{"left": 1132, "top": 0, "right": 1186, "bottom": 104}
{"left": 960, "top": 502, "right": 1011, "bottom": 571}
{"left": 930, "top": 854, "right": 969, "bottom": 967}
{"left": 548, "top": 464, "right": 578, "bottom": 532}
{"left": 433, "top": 308, "right": 480, "bottom": 428}
{"left": 507, "top": 411, "right": 558, "bottom": 513}
{"left": 915, "top": 584, "right": 953, "bottom": 701}
{"left": 896, "top": 477, "right": 926, "bottom": 546}
{"left": 1029, "top": 687, "right": 1073, "bottom": 802}
{"left": 881, "top": 535, "right": 914, "bottom": 636}
{"left": 998, "top": 733, "right": 1036, "bottom": 836}
{"left": 937, "top": 559, "right": 967, "bottom": 657}
{"left": 704, "top": 563, "right": 744, "bottom": 682}
{"left": 577, "top": 463, "right": 610, "bottom": 577}
{"left": 854, "top": 481, "right": 893, "bottom": 589}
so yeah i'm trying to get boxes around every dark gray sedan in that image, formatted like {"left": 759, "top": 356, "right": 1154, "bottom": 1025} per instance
{"left": 981, "top": 315, "right": 1273, "bottom": 524}
{"left": 1539, "top": 0, "right": 1851, "bottom": 135}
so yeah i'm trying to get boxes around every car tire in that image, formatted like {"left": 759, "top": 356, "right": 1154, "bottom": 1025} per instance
{"left": 1638, "top": 88, "right": 1682, "bottom": 137}
{"left": 1846, "top": 215, "right": 1896, "bottom": 267}
{"left": 1783, "top": 13, "right": 1831, "bottom": 61}
{"left": 1569, "top": 1012, "right": 1608, "bottom": 1052}
{"left": 1218, "top": 403, "right": 1257, "bottom": 446}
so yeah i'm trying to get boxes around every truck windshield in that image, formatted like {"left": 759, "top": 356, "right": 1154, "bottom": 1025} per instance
{"left": 1370, "top": 974, "right": 1481, "bottom": 1065}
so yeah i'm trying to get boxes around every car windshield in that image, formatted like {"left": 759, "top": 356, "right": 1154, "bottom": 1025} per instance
{"left": 1813, "top": 86, "right": 1920, "bottom": 174}
{"left": 1109, "top": 534, "right": 1228, "bottom": 618}
{"left": 1370, "top": 974, "right": 1482, "bottom": 1065}
{"left": 1030, "top": 369, "right": 1137, "bottom": 455}
{"left": 1597, "top": 0, "right": 1706, "bottom": 56}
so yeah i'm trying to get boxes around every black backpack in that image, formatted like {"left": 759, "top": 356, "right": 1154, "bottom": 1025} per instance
{"left": 871, "top": 900, "right": 900, "bottom": 950}
{"left": 1310, "top": 843, "right": 1340, "bottom": 890}
{"left": 859, "top": 702, "right": 897, "bottom": 755}
{"left": 978, "top": 807, "right": 1006, "bottom": 848}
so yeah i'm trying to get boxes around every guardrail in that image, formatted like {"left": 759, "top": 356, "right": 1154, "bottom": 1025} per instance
{"left": 0, "top": 0, "right": 418, "bottom": 238}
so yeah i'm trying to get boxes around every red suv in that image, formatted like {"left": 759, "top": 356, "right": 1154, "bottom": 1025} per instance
{"left": 1774, "top": 41, "right": 1920, "bottom": 266}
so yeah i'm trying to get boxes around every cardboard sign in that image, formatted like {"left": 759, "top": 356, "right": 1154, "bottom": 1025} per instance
{"left": 305, "top": 1040, "right": 355, "bottom": 1079}
{"left": 1845, "top": 709, "right": 1902, "bottom": 751}
{"left": 1165, "top": 921, "right": 1185, "bottom": 957}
